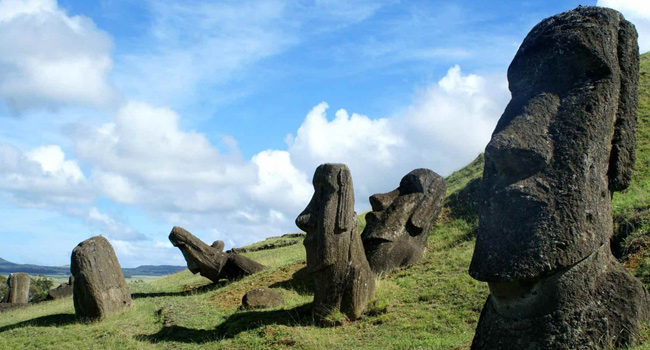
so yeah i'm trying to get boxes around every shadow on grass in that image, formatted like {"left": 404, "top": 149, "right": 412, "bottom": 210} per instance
{"left": 137, "top": 303, "right": 314, "bottom": 344}
{"left": 131, "top": 280, "right": 229, "bottom": 299}
{"left": 0, "top": 313, "right": 77, "bottom": 333}
{"left": 268, "top": 267, "right": 314, "bottom": 295}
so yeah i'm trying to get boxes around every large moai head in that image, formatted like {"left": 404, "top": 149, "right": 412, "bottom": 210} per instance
{"left": 362, "top": 169, "right": 446, "bottom": 274}
{"left": 470, "top": 6, "right": 639, "bottom": 282}
{"left": 296, "top": 163, "right": 356, "bottom": 273}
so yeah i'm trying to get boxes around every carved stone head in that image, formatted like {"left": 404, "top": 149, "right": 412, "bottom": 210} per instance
{"left": 470, "top": 6, "right": 639, "bottom": 282}
{"left": 296, "top": 163, "right": 355, "bottom": 273}
{"left": 362, "top": 169, "right": 446, "bottom": 273}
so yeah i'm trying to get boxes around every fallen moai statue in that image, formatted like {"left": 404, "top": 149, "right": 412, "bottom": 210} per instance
{"left": 169, "top": 226, "right": 265, "bottom": 282}
{"left": 296, "top": 163, "right": 374, "bottom": 321}
{"left": 211, "top": 240, "right": 225, "bottom": 252}
{"left": 71, "top": 236, "right": 132, "bottom": 320}
{"left": 3, "top": 272, "right": 30, "bottom": 304}
{"left": 362, "top": 168, "right": 446, "bottom": 274}
{"left": 469, "top": 6, "right": 649, "bottom": 349}
{"left": 46, "top": 276, "right": 74, "bottom": 301}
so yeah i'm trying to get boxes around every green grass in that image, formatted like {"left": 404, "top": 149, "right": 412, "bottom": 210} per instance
{"left": 445, "top": 153, "right": 484, "bottom": 197}
{"left": 0, "top": 212, "right": 485, "bottom": 349}
{"left": 3, "top": 53, "right": 650, "bottom": 350}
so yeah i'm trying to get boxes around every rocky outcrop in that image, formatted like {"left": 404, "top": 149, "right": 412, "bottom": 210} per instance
{"left": 3, "top": 273, "right": 29, "bottom": 304}
{"left": 296, "top": 163, "right": 374, "bottom": 321}
{"left": 169, "top": 226, "right": 265, "bottom": 283}
{"left": 71, "top": 236, "right": 132, "bottom": 320}
{"left": 362, "top": 169, "right": 446, "bottom": 274}
{"left": 241, "top": 288, "right": 285, "bottom": 309}
{"left": 469, "top": 6, "right": 649, "bottom": 349}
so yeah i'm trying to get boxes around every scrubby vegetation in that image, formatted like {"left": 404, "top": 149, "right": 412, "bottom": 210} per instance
{"left": 1, "top": 53, "right": 650, "bottom": 349}
{"left": 28, "top": 276, "right": 54, "bottom": 304}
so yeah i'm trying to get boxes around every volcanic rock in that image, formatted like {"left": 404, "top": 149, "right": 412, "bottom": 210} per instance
{"left": 362, "top": 168, "right": 446, "bottom": 274}
{"left": 296, "top": 163, "right": 375, "bottom": 321}
{"left": 71, "top": 236, "right": 132, "bottom": 319}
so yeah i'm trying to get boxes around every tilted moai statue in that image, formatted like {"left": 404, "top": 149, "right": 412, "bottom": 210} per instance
{"left": 296, "top": 163, "right": 375, "bottom": 321}
{"left": 362, "top": 169, "right": 446, "bottom": 274}
{"left": 3, "top": 273, "right": 30, "bottom": 304}
{"left": 71, "top": 236, "right": 132, "bottom": 320}
{"left": 469, "top": 6, "right": 649, "bottom": 349}
{"left": 169, "top": 226, "right": 265, "bottom": 282}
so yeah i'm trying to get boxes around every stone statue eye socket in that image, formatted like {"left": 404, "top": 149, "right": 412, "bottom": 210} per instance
{"left": 399, "top": 176, "right": 424, "bottom": 195}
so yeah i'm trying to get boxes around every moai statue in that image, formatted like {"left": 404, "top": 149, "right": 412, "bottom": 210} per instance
{"left": 362, "top": 169, "right": 446, "bottom": 274}
{"left": 3, "top": 273, "right": 30, "bottom": 304}
{"left": 296, "top": 163, "right": 375, "bottom": 321}
{"left": 71, "top": 236, "right": 132, "bottom": 320}
{"left": 169, "top": 226, "right": 265, "bottom": 282}
{"left": 469, "top": 6, "right": 649, "bottom": 349}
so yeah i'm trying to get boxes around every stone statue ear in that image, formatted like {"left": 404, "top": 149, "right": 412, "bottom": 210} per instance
{"left": 608, "top": 19, "right": 638, "bottom": 192}
{"left": 335, "top": 167, "right": 353, "bottom": 233}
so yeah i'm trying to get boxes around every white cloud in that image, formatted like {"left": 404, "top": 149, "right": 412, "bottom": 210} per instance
{"left": 0, "top": 63, "right": 507, "bottom": 262}
{"left": 26, "top": 145, "right": 84, "bottom": 182}
{"left": 286, "top": 65, "right": 509, "bottom": 207}
{"left": 70, "top": 65, "right": 507, "bottom": 249}
{"left": 249, "top": 150, "right": 312, "bottom": 214}
{"left": 86, "top": 207, "right": 145, "bottom": 241}
{"left": 0, "top": 143, "right": 92, "bottom": 206}
{"left": 0, "top": 0, "right": 116, "bottom": 112}
{"left": 598, "top": 0, "right": 650, "bottom": 53}
{"left": 73, "top": 100, "right": 309, "bottom": 247}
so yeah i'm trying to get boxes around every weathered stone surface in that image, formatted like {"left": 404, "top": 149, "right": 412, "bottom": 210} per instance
{"left": 3, "top": 273, "right": 29, "bottom": 304}
{"left": 362, "top": 169, "right": 446, "bottom": 274}
{"left": 469, "top": 6, "right": 649, "bottom": 349}
{"left": 211, "top": 240, "right": 225, "bottom": 252}
{"left": 46, "top": 276, "right": 74, "bottom": 301}
{"left": 71, "top": 236, "right": 132, "bottom": 319}
{"left": 473, "top": 244, "right": 649, "bottom": 349}
{"left": 169, "top": 226, "right": 265, "bottom": 283}
{"left": 296, "top": 163, "right": 375, "bottom": 320}
{"left": 241, "top": 288, "right": 284, "bottom": 309}
{"left": 471, "top": 6, "right": 639, "bottom": 282}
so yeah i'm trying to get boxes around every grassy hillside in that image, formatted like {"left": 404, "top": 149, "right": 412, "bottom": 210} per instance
{"left": 1, "top": 53, "right": 650, "bottom": 349}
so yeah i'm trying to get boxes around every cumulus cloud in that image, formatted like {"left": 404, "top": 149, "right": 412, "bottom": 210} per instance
{"left": 598, "top": 0, "right": 650, "bottom": 53}
{"left": 286, "top": 65, "right": 509, "bottom": 207}
{"left": 0, "top": 61, "right": 508, "bottom": 264}
{"left": 69, "top": 64, "right": 507, "bottom": 252}
{"left": 0, "top": 0, "right": 116, "bottom": 112}
{"left": 85, "top": 207, "right": 146, "bottom": 241}
{"left": 0, "top": 143, "right": 92, "bottom": 206}
{"left": 73, "top": 100, "right": 311, "bottom": 248}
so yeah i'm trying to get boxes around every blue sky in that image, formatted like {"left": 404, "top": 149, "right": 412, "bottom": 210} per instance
{"left": 0, "top": 0, "right": 648, "bottom": 267}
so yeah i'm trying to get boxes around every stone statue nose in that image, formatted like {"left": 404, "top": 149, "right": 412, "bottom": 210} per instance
{"left": 295, "top": 213, "right": 315, "bottom": 231}
{"left": 370, "top": 190, "right": 398, "bottom": 211}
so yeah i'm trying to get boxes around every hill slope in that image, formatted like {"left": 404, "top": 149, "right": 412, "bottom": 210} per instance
{"left": 0, "top": 53, "right": 650, "bottom": 349}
